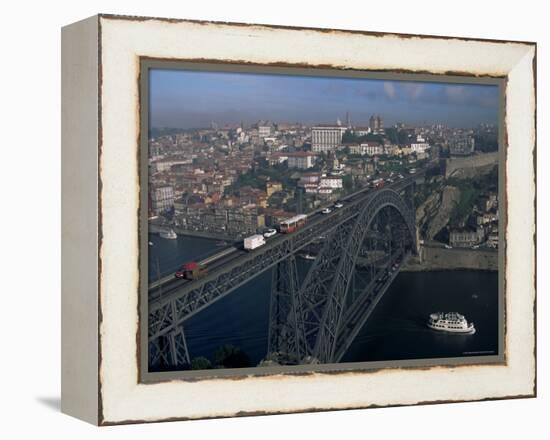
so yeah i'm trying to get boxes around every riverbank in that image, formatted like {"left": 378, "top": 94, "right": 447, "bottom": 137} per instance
{"left": 149, "top": 222, "right": 238, "bottom": 242}
{"left": 401, "top": 245, "right": 498, "bottom": 272}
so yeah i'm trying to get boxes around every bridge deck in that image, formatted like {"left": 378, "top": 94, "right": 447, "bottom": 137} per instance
{"left": 148, "top": 171, "right": 422, "bottom": 315}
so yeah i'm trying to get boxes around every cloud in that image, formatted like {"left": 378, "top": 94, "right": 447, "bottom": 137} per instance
{"left": 383, "top": 82, "right": 396, "bottom": 99}
{"left": 403, "top": 83, "right": 424, "bottom": 100}
{"left": 381, "top": 82, "right": 424, "bottom": 101}
{"left": 441, "top": 85, "right": 498, "bottom": 108}
{"left": 444, "top": 85, "right": 467, "bottom": 103}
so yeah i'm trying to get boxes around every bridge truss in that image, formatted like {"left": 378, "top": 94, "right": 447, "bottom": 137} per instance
{"left": 148, "top": 187, "right": 416, "bottom": 370}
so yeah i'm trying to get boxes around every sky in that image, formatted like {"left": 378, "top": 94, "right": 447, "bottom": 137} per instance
{"left": 149, "top": 68, "right": 500, "bottom": 129}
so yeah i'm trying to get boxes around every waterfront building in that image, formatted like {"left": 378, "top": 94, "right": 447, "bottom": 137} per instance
{"left": 151, "top": 185, "right": 175, "bottom": 214}
{"left": 449, "top": 228, "right": 479, "bottom": 248}
{"left": 477, "top": 212, "right": 499, "bottom": 225}
{"left": 262, "top": 208, "right": 295, "bottom": 227}
{"left": 175, "top": 204, "right": 265, "bottom": 236}
{"left": 487, "top": 230, "right": 499, "bottom": 248}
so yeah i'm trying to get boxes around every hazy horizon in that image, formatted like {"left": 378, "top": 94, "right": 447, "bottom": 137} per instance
{"left": 149, "top": 68, "right": 499, "bottom": 130}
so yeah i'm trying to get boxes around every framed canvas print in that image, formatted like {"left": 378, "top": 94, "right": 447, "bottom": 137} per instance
{"left": 61, "top": 14, "right": 536, "bottom": 425}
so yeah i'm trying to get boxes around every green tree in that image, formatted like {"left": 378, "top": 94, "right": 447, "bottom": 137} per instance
{"left": 342, "top": 130, "right": 358, "bottom": 143}
{"left": 190, "top": 356, "right": 212, "bottom": 370}
{"left": 397, "top": 130, "right": 411, "bottom": 145}
{"left": 363, "top": 133, "right": 384, "bottom": 143}
{"left": 385, "top": 127, "right": 399, "bottom": 144}
{"left": 214, "top": 344, "right": 251, "bottom": 368}
{"left": 342, "top": 175, "right": 353, "bottom": 191}
{"left": 473, "top": 134, "right": 498, "bottom": 153}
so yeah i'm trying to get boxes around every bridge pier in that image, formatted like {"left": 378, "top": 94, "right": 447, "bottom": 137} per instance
{"left": 168, "top": 327, "right": 190, "bottom": 367}
{"left": 149, "top": 326, "right": 190, "bottom": 370}
{"left": 267, "top": 256, "right": 306, "bottom": 364}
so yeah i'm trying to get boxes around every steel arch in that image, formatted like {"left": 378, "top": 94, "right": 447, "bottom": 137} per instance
{"left": 148, "top": 181, "right": 419, "bottom": 370}
{"left": 269, "top": 189, "right": 416, "bottom": 364}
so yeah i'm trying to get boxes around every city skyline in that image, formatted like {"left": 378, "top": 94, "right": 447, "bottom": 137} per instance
{"left": 149, "top": 68, "right": 500, "bottom": 129}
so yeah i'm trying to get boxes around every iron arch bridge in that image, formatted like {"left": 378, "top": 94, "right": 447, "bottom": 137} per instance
{"left": 148, "top": 182, "right": 418, "bottom": 370}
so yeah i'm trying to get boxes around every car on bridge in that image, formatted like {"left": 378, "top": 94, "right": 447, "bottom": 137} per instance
{"left": 321, "top": 208, "right": 332, "bottom": 214}
{"left": 263, "top": 228, "right": 277, "bottom": 238}
{"left": 334, "top": 202, "right": 344, "bottom": 209}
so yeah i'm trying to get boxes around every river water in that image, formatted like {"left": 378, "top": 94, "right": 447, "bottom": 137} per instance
{"left": 149, "top": 234, "right": 499, "bottom": 366}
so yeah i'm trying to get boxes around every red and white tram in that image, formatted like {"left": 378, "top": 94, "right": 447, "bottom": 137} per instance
{"left": 279, "top": 214, "right": 308, "bottom": 234}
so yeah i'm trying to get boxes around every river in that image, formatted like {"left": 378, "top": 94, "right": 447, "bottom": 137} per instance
{"left": 149, "top": 234, "right": 499, "bottom": 366}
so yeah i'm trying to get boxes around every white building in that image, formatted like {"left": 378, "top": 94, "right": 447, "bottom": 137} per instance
{"left": 362, "top": 143, "right": 384, "bottom": 156}
{"left": 410, "top": 142, "right": 430, "bottom": 153}
{"left": 487, "top": 231, "right": 499, "bottom": 248}
{"left": 318, "top": 187, "right": 334, "bottom": 195}
{"left": 268, "top": 152, "right": 289, "bottom": 165}
{"left": 151, "top": 186, "right": 175, "bottom": 214}
{"left": 303, "top": 183, "right": 320, "bottom": 194}
{"left": 287, "top": 152, "right": 316, "bottom": 169}
{"left": 258, "top": 124, "right": 272, "bottom": 139}
{"left": 450, "top": 135, "right": 475, "bottom": 156}
{"left": 311, "top": 124, "right": 347, "bottom": 153}
{"left": 354, "top": 127, "right": 371, "bottom": 136}
{"left": 299, "top": 173, "right": 321, "bottom": 185}
{"left": 347, "top": 144, "right": 363, "bottom": 155}
{"left": 347, "top": 142, "right": 383, "bottom": 156}
{"left": 320, "top": 176, "right": 343, "bottom": 189}
{"left": 152, "top": 157, "right": 193, "bottom": 173}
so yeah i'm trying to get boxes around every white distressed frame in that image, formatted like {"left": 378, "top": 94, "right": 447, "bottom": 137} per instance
{"left": 62, "top": 14, "right": 536, "bottom": 425}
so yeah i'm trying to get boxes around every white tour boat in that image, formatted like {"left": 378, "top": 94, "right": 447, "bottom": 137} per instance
{"left": 160, "top": 229, "right": 177, "bottom": 240}
{"left": 427, "top": 312, "right": 476, "bottom": 334}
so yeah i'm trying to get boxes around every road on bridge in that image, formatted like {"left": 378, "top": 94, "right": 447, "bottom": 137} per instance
{"left": 148, "top": 169, "right": 424, "bottom": 310}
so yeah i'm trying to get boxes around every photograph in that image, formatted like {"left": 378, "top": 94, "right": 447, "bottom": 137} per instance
{"left": 144, "top": 64, "right": 503, "bottom": 374}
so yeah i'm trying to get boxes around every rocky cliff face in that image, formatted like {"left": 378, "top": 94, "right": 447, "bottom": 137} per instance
{"left": 415, "top": 154, "right": 497, "bottom": 241}
{"left": 416, "top": 185, "right": 460, "bottom": 240}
